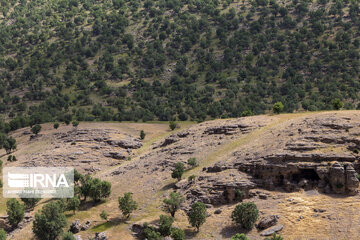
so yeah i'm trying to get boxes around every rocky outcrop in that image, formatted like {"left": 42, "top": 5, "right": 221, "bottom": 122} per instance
{"left": 107, "top": 139, "right": 142, "bottom": 149}
{"left": 94, "top": 232, "right": 108, "bottom": 240}
{"left": 257, "top": 215, "right": 279, "bottom": 230}
{"left": 69, "top": 220, "right": 81, "bottom": 233}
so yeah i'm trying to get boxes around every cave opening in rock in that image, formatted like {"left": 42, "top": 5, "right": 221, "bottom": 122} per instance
{"left": 292, "top": 169, "right": 320, "bottom": 182}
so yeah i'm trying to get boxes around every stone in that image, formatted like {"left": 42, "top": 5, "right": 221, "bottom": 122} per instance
{"left": 69, "top": 220, "right": 81, "bottom": 233}
{"left": 81, "top": 220, "right": 91, "bottom": 231}
{"left": 257, "top": 215, "right": 279, "bottom": 230}
{"left": 344, "top": 164, "right": 359, "bottom": 195}
{"left": 95, "top": 232, "right": 108, "bottom": 240}
{"left": 74, "top": 235, "right": 83, "bottom": 240}
{"left": 214, "top": 209, "right": 222, "bottom": 214}
{"left": 260, "top": 225, "right": 284, "bottom": 236}
{"left": 329, "top": 162, "right": 345, "bottom": 194}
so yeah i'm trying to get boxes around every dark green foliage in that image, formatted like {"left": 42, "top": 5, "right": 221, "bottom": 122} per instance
{"left": 7, "top": 155, "right": 16, "bottom": 162}
{"left": 0, "top": 229, "right": 6, "bottom": 240}
{"left": 162, "top": 192, "right": 184, "bottom": 217}
{"left": 53, "top": 123, "right": 60, "bottom": 129}
{"left": 0, "top": 0, "right": 357, "bottom": 128}
{"left": 89, "top": 179, "right": 112, "bottom": 202}
{"left": 143, "top": 223, "right": 162, "bottom": 240}
{"left": 171, "top": 162, "right": 185, "bottom": 181}
{"left": 72, "top": 121, "right": 79, "bottom": 127}
{"left": 6, "top": 199, "right": 25, "bottom": 228}
{"left": 332, "top": 98, "right": 343, "bottom": 110}
{"left": 264, "top": 233, "right": 284, "bottom": 240}
{"left": 231, "top": 202, "right": 259, "bottom": 230}
{"left": 171, "top": 228, "right": 185, "bottom": 240}
{"left": 62, "top": 232, "right": 76, "bottom": 240}
{"left": 33, "top": 201, "right": 67, "bottom": 240}
{"left": 187, "top": 202, "right": 207, "bottom": 232}
{"left": 20, "top": 192, "right": 41, "bottom": 210}
{"left": 169, "top": 121, "right": 177, "bottom": 131}
{"left": 140, "top": 130, "right": 146, "bottom": 140}
{"left": 31, "top": 124, "right": 42, "bottom": 135}
{"left": 118, "top": 192, "right": 138, "bottom": 219}
{"left": 235, "top": 189, "right": 244, "bottom": 201}
{"left": 158, "top": 215, "right": 174, "bottom": 236}
{"left": 231, "top": 233, "right": 249, "bottom": 240}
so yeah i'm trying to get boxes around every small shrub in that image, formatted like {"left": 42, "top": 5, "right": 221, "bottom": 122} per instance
{"left": 143, "top": 223, "right": 161, "bottom": 240}
{"left": 332, "top": 98, "right": 343, "bottom": 110}
{"left": 140, "top": 130, "right": 146, "bottom": 140}
{"left": 235, "top": 189, "right": 244, "bottom": 201}
{"left": 100, "top": 210, "right": 109, "bottom": 221}
{"left": 171, "top": 162, "right": 185, "bottom": 181}
{"left": 158, "top": 215, "right": 174, "bottom": 236}
{"left": 54, "top": 122, "right": 60, "bottom": 129}
{"left": 264, "top": 233, "right": 284, "bottom": 240}
{"left": 335, "top": 182, "right": 344, "bottom": 189}
{"left": 171, "top": 227, "right": 185, "bottom": 240}
{"left": 169, "top": 121, "right": 177, "bottom": 131}
{"left": 272, "top": 102, "right": 284, "bottom": 114}
{"left": 62, "top": 232, "right": 76, "bottom": 240}
{"left": 357, "top": 174, "right": 360, "bottom": 182}
{"left": 187, "top": 158, "right": 197, "bottom": 168}
{"left": 188, "top": 175, "right": 196, "bottom": 182}
{"left": 231, "top": 233, "right": 249, "bottom": 240}
{"left": 353, "top": 149, "right": 359, "bottom": 154}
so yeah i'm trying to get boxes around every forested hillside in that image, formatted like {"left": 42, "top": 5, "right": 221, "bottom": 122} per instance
{"left": 0, "top": 0, "right": 359, "bottom": 131}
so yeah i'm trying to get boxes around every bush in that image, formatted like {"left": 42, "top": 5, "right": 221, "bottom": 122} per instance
{"left": 140, "top": 130, "right": 146, "bottom": 140}
{"left": 0, "top": 229, "right": 5, "bottom": 240}
{"left": 231, "top": 202, "right": 259, "bottom": 230}
{"left": 235, "top": 189, "right": 244, "bottom": 201}
{"left": 31, "top": 124, "right": 42, "bottom": 135}
{"left": 171, "top": 162, "right": 185, "bottom": 181}
{"left": 169, "top": 121, "right": 177, "bottom": 131}
{"left": 264, "top": 233, "right": 284, "bottom": 240}
{"left": 171, "top": 227, "right": 185, "bottom": 240}
{"left": 100, "top": 210, "right": 109, "bottom": 221}
{"left": 332, "top": 98, "right": 343, "bottom": 110}
{"left": 187, "top": 202, "right": 206, "bottom": 232}
{"left": 272, "top": 102, "right": 284, "bottom": 114}
{"left": 143, "top": 223, "right": 161, "bottom": 240}
{"left": 6, "top": 199, "right": 25, "bottom": 228}
{"left": 231, "top": 233, "right": 249, "bottom": 240}
{"left": 62, "top": 232, "right": 76, "bottom": 240}
{"left": 72, "top": 121, "right": 79, "bottom": 127}
{"left": 158, "top": 215, "right": 174, "bottom": 236}
{"left": 187, "top": 157, "right": 197, "bottom": 167}
{"left": 118, "top": 192, "right": 138, "bottom": 219}
{"left": 54, "top": 122, "right": 60, "bottom": 129}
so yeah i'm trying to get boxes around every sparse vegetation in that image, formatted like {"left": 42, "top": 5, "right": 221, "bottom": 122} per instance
{"left": 54, "top": 123, "right": 60, "bottom": 129}
{"left": 231, "top": 233, "right": 249, "bottom": 240}
{"left": 0, "top": 229, "right": 6, "bottom": 240}
{"left": 140, "top": 130, "right": 146, "bottom": 140}
{"left": 100, "top": 210, "right": 109, "bottom": 221}
{"left": 31, "top": 124, "right": 42, "bottom": 135}
{"left": 62, "top": 232, "right": 76, "bottom": 240}
{"left": 264, "top": 233, "right": 284, "bottom": 240}
{"left": 272, "top": 102, "right": 284, "bottom": 114}
{"left": 332, "top": 99, "right": 344, "bottom": 110}
{"left": 169, "top": 121, "right": 177, "bottom": 131}
{"left": 187, "top": 157, "right": 198, "bottom": 168}
{"left": 67, "top": 196, "right": 81, "bottom": 214}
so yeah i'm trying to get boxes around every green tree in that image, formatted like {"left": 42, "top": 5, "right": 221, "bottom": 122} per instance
{"left": 31, "top": 124, "right": 42, "bottom": 135}
{"left": 3, "top": 137, "right": 16, "bottom": 154}
{"left": 162, "top": 192, "right": 184, "bottom": 217}
{"left": 62, "top": 232, "right": 76, "bottom": 240}
{"left": 158, "top": 215, "right": 174, "bottom": 236}
{"left": 231, "top": 202, "right": 259, "bottom": 230}
{"left": 118, "top": 192, "right": 138, "bottom": 219}
{"left": 332, "top": 98, "right": 343, "bottom": 110}
{"left": 89, "top": 179, "right": 112, "bottom": 202}
{"left": 0, "top": 229, "right": 6, "bottom": 240}
{"left": 169, "top": 121, "right": 177, "bottom": 131}
{"left": 231, "top": 233, "right": 249, "bottom": 240}
{"left": 171, "top": 162, "right": 185, "bottom": 181}
{"left": 140, "top": 130, "right": 146, "bottom": 140}
{"left": 272, "top": 102, "right": 284, "bottom": 114}
{"left": 6, "top": 199, "right": 25, "bottom": 228}
{"left": 67, "top": 196, "right": 80, "bottom": 214}
{"left": 33, "top": 201, "right": 67, "bottom": 240}
{"left": 187, "top": 202, "right": 206, "bottom": 232}
{"left": 171, "top": 228, "right": 185, "bottom": 240}
{"left": 53, "top": 122, "right": 60, "bottom": 129}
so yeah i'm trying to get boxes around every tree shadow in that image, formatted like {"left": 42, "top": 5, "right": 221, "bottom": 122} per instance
{"left": 79, "top": 200, "right": 104, "bottom": 211}
{"left": 161, "top": 182, "right": 176, "bottom": 191}
{"left": 184, "top": 228, "right": 198, "bottom": 239}
{"left": 220, "top": 225, "right": 248, "bottom": 239}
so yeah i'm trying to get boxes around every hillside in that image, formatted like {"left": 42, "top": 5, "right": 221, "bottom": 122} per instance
{"left": 0, "top": 0, "right": 359, "bottom": 132}
{"left": 1, "top": 111, "right": 360, "bottom": 239}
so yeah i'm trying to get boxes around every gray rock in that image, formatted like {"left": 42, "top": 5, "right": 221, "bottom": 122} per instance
{"left": 69, "top": 220, "right": 81, "bottom": 233}
{"left": 95, "top": 232, "right": 108, "bottom": 240}
{"left": 257, "top": 215, "right": 279, "bottom": 230}
{"left": 260, "top": 225, "right": 284, "bottom": 236}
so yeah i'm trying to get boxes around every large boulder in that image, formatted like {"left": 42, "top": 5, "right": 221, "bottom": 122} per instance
{"left": 95, "top": 232, "right": 108, "bottom": 240}
{"left": 69, "top": 220, "right": 81, "bottom": 233}
{"left": 329, "top": 162, "right": 346, "bottom": 194}
{"left": 345, "top": 164, "right": 359, "bottom": 195}
{"left": 257, "top": 215, "right": 279, "bottom": 230}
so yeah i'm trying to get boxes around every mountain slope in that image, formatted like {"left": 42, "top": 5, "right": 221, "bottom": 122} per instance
{"left": 0, "top": 0, "right": 359, "bottom": 130}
